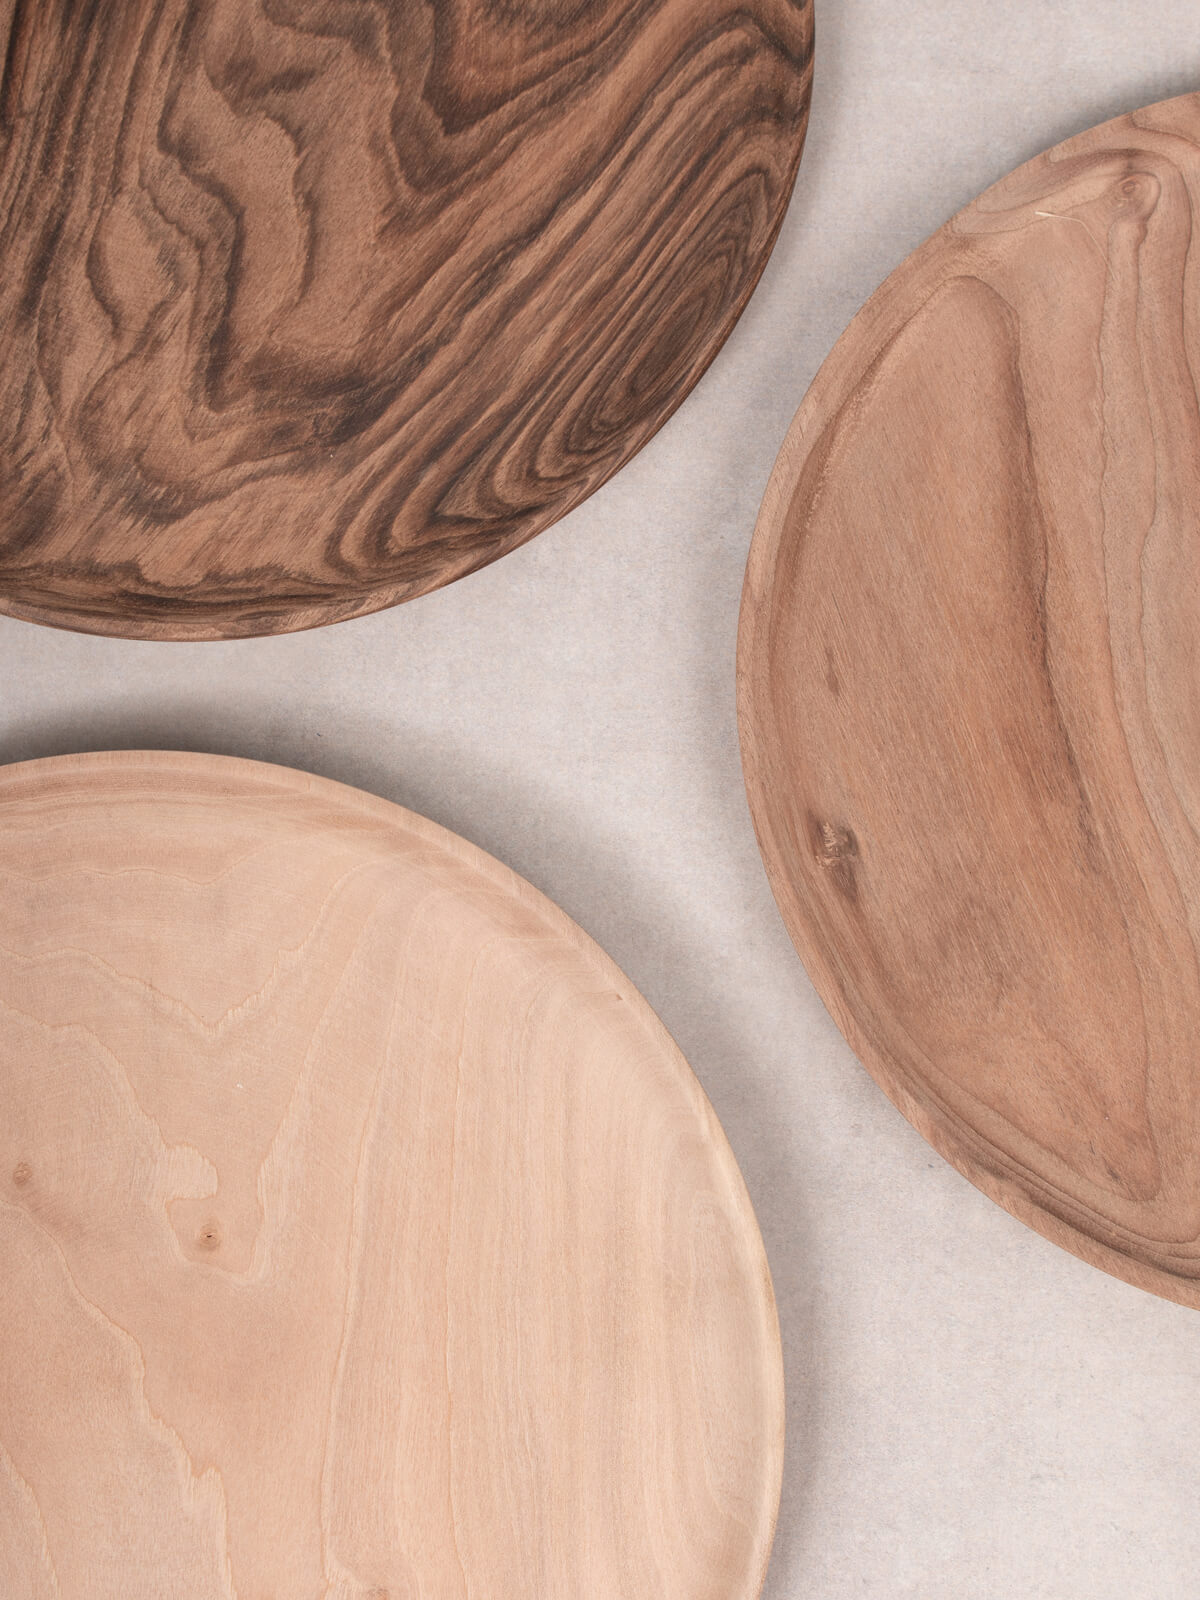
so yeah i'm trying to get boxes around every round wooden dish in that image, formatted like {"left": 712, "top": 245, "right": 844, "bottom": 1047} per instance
{"left": 0, "top": 2, "right": 812, "bottom": 640}
{"left": 739, "top": 94, "right": 1200, "bottom": 1309}
{"left": 0, "top": 752, "right": 783, "bottom": 1597}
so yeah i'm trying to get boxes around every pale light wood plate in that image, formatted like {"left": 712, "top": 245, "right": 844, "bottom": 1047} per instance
{"left": 739, "top": 95, "right": 1200, "bottom": 1309}
{"left": 0, "top": 751, "right": 783, "bottom": 1597}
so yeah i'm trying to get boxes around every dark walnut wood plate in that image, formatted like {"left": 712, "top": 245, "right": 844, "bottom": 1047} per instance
{"left": 0, "top": 1, "right": 812, "bottom": 639}
{"left": 739, "top": 95, "right": 1200, "bottom": 1308}
{"left": 0, "top": 751, "right": 783, "bottom": 1597}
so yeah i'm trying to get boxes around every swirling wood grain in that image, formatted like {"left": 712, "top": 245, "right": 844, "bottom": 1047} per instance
{"left": 739, "top": 95, "right": 1200, "bottom": 1308}
{"left": 0, "top": 751, "right": 783, "bottom": 1598}
{"left": 0, "top": 0, "right": 812, "bottom": 638}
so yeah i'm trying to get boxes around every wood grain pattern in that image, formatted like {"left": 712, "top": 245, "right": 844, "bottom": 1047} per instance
{"left": 0, "top": 0, "right": 811, "bottom": 640}
{"left": 0, "top": 751, "right": 783, "bottom": 1597}
{"left": 739, "top": 94, "right": 1200, "bottom": 1309}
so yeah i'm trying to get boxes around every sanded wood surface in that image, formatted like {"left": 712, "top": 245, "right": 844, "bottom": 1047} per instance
{"left": 0, "top": 0, "right": 812, "bottom": 640}
{"left": 0, "top": 751, "right": 783, "bottom": 1597}
{"left": 739, "top": 94, "right": 1200, "bottom": 1309}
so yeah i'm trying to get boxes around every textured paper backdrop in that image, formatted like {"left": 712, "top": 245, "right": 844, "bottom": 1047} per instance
{"left": 2, "top": 3, "right": 1200, "bottom": 1595}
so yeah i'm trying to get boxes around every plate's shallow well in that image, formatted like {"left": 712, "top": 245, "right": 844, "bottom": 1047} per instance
{"left": 0, "top": 752, "right": 782, "bottom": 1597}
{"left": 0, "top": 0, "right": 812, "bottom": 639}
{"left": 740, "top": 95, "right": 1200, "bottom": 1309}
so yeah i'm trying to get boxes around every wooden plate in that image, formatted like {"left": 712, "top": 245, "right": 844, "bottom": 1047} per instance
{"left": 0, "top": 751, "right": 783, "bottom": 1596}
{"left": 739, "top": 95, "right": 1200, "bottom": 1308}
{"left": 0, "top": 2, "right": 812, "bottom": 640}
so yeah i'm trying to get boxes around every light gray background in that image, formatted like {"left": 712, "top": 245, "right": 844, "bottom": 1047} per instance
{"left": 4, "top": 3, "right": 1200, "bottom": 1595}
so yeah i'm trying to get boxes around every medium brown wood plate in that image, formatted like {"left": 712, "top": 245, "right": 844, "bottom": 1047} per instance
{"left": 0, "top": 1, "right": 812, "bottom": 639}
{"left": 739, "top": 95, "right": 1200, "bottom": 1308}
{"left": 0, "top": 751, "right": 783, "bottom": 1596}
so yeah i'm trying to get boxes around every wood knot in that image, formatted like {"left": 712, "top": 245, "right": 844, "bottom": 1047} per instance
{"left": 807, "top": 814, "right": 860, "bottom": 903}
{"left": 1111, "top": 171, "right": 1159, "bottom": 219}
{"left": 11, "top": 1160, "right": 32, "bottom": 1188}
{"left": 197, "top": 1221, "right": 222, "bottom": 1252}
{"left": 814, "top": 820, "right": 857, "bottom": 864}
